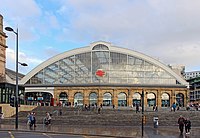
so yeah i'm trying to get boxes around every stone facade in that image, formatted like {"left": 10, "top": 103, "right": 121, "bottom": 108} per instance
{"left": 0, "top": 14, "right": 7, "bottom": 82}
{"left": 54, "top": 86, "right": 188, "bottom": 108}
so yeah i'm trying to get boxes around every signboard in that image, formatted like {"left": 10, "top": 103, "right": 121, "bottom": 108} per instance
{"left": 96, "top": 69, "right": 106, "bottom": 77}
{"left": 37, "top": 97, "right": 43, "bottom": 100}
{"left": 27, "top": 97, "right": 34, "bottom": 101}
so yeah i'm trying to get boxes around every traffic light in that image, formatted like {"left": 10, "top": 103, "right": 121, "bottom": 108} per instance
{"left": 10, "top": 96, "right": 15, "bottom": 107}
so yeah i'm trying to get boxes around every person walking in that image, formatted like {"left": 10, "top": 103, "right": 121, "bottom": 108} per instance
{"left": 59, "top": 108, "right": 62, "bottom": 116}
{"left": 136, "top": 104, "right": 139, "bottom": 113}
{"left": 32, "top": 112, "right": 36, "bottom": 127}
{"left": 98, "top": 107, "right": 101, "bottom": 114}
{"left": 28, "top": 112, "right": 34, "bottom": 128}
{"left": 178, "top": 115, "right": 185, "bottom": 135}
{"left": 113, "top": 104, "right": 115, "bottom": 109}
{"left": 184, "top": 118, "right": 191, "bottom": 134}
{"left": 45, "top": 112, "right": 52, "bottom": 125}
{"left": 27, "top": 113, "right": 31, "bottom": 125}
{"left": 172, "top": 103, "right": 176, "bottom": 112}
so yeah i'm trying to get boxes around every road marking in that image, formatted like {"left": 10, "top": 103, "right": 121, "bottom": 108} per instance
{"left": 8, "top": 131, "right": 14, "bottom": 138}
{"left": 42, "top": 133, "right": 52, "bottom": 138}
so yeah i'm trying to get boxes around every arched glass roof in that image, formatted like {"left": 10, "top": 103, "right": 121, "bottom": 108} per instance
{"left": 20, "top": 41, "right": 188, "bottom": 86}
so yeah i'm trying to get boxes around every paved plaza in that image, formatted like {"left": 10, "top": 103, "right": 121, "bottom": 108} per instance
{"left": 1, "top": 106, "right": 200, "bottom": 137}
{"left": 0, "top": 124, "right": 199, "bottom": 138}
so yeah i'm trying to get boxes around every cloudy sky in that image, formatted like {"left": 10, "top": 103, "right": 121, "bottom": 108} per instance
{"left": 1, "top": 0, "right": 200, "bottom": 74}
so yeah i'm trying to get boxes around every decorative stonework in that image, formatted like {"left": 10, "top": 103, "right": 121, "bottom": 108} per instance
{"left": 0, "top": 14, "right": 7, "bottom": 82}
{"left": 54, "top": 86, "right": 188, "bottom": 108}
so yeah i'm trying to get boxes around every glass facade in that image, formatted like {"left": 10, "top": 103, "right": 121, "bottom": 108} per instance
{"left": 118, "top": 93, "right": 127, "bottom": 106}
{"left": 0, "top": 83, "right": 25, "bottom": 104}
{"left": 103, "top": 92, "right": 112, "bottom": 106}
{"left": 74, "top": 92, "right": 83, "bottom": 106}
{"left": 161, "top": 93, "right": 170, "bottom": 107}
{"left": 25, "top": 44, "right": 178, "bottom": 86}
{"left": 89, "top": 92, "right": 97, "bottom": 106}
{"left": 25, "top": 92, "right": 53, "bottom": 106}
{"left": 132, "top": 93, "right": 141, "bottom": 106}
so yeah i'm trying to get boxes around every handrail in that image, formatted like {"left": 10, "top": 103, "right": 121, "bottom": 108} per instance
{"left": 52, "top": 110, "right": 58, "bottom": 116}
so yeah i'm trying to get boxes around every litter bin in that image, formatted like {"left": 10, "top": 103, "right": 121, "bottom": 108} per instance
{"left": 153, "top": 116, "right": 159, "bottom": 128}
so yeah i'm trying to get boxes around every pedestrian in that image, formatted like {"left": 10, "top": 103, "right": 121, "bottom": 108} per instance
{"left": 28, "top": 112, "right": 34, "bottom": 127}
{"left": 172, "top": 103, "right": 176, "bottom": 112}
{"left": 45, "top": 112, "right": 52, "bottom": 125}
{"left": 153, "top": 105, "right": 155, "bottom": 111}
{"left": 0, "top": 112, "right": 4, "bottom": 119}
{"left": 32, "top": 112, "right": 36, "bottom": 127}
{"left": 178, "top": 115, "right": 185, "bottom": 134}
{"left": 195, "top": 104, "right": 198, "bottom": 111}
{"left": 85, "top": 104, "right": 88, "bottom": 111}
{"left": 136, "top": 104, "right": 139, "bottom": 113}
{"left": 0, "top": 112, "right": 4, "bottom": 124}
{"left": 100, "top": 103, "right": 103, "bottom": 109}
{"left": 95, "top": 103, "right": 97, "bottom": 109}
{"left": 184, "top": 118, "right": 191, "bottom": 134}
{"left": 155, "top": 105, "right": 158, "bottom": 112}
{"left": 98, "top": 107, "right": 101, "bottom": 114}
{"left": 59, "top": 108, "right": 62, "bottom": 116}
{"left": 27, "top": 112, "right": 31, "bottom": 125}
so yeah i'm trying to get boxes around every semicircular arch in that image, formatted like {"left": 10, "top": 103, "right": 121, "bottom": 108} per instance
{"left": 132, "top": 92, "right": 141, "bottom": 106}
{"left": 118, "top": 92, "right": 127, "bottom": 106}
{"left": 20, "top": 41, "right": 188, "bottom": 86}
{"left": 103, "top": 92, "right": 112, "bottom": 106}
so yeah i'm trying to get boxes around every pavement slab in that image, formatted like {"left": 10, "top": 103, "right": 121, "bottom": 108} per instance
{"left": 0, "top": 124, "right": 199, "bottom": 138}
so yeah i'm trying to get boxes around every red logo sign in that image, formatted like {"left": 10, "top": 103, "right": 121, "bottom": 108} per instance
{"left": 96, "top": 69, "right": 106, "bottom": 77}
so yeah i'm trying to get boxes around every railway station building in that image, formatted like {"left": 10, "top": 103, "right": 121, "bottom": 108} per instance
{"left": 20, "top": 41, "right": 189, "bottom": 108}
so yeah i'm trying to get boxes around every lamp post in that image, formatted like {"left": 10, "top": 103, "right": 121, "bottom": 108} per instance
{"left": 141, "top": 90, "right": 144, "bottom": 137}
{"left": 5, "top": 26, "right": 27, "bottom": 129}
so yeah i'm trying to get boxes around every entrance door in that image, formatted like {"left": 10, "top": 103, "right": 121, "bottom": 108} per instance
{"left": 147, "top": 93, "right": 156, "bottom": 107}
{"left": 103, "top": 92, "right": 112, "bottom": 106}
{"left": 176, "top": 93, "right": 184, "bottom": 107}
{"left": 132, "top": 93, "right": 141, "bottom": 107}
{"left": 59, "top": 92, "right": 68, "bottom": 106}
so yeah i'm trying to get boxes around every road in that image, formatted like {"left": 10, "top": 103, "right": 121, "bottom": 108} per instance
{"left": 0, "top": 131, "right": 111, "bottom": 138}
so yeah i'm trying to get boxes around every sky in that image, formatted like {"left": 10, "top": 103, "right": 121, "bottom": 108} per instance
{"left": 1, "top": 0, "right": 200, "bottom": 74}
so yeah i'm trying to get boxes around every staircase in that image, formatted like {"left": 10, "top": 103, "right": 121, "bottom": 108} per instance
{"left": 1, "top": 106, "right": 200, "bottom": 127}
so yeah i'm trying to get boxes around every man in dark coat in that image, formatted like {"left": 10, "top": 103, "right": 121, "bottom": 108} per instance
{"left": 178, "top": 115, "right": 185, "bottom": 134}
{"left": 184, "top": 118, "right": 191, "bottom": 134}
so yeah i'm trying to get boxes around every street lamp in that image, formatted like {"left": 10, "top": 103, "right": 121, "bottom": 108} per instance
{"left": 18, "top": 62, "right": 28, "bottom": 67}
{"left": 141, "top": 90, "right": 144, "bottom": 137}
{"left": 5, "top": 26, "right": 27, "bottom": 129}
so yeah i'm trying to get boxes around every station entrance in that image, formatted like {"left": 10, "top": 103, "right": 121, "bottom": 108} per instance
{"left": 25, "top": 92, "right": 53, "bottom": 106}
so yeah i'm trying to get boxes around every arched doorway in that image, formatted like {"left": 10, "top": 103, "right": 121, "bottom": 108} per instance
{"left": 176, "top": 93, "right": 184, "bottom": 107}
{"left": 103, "top": 92, "right": 112, "bottom": 106}
{"left": 147, "top": 93, "right": 156, "bottom": 107}
{"left": 59, "top": 92, "right": 68, "bottom": 106}
{"left": 132, "top": 92, "right": 141, "bottom": 107}
{"left": 74, "top": 92, "right": 83, "bottom": 106}
{"left": 89, "top": 92, "right": 97, "bottom": 106}
{"left": 161, "top": 93, "right": 170, "bottom": 107}
{"left": 118, "top": 92, "right": 127, "bottom": 106}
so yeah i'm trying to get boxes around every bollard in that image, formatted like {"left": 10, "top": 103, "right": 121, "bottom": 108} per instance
{"left": 153, "top": 116, "right": 159, "bottom": 128}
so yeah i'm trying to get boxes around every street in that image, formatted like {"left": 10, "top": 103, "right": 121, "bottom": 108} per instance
{"left": 0, "top": 131, "right": 111, "bottom": 138}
